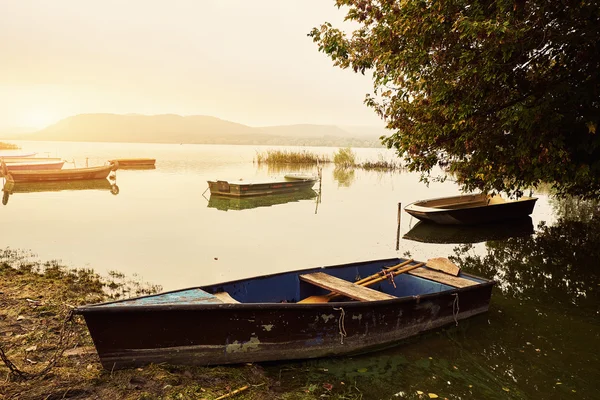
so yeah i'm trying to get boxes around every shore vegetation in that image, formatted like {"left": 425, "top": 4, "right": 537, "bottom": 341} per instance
{"left": 0, "top": 250, "right": 360, "bottom": 400}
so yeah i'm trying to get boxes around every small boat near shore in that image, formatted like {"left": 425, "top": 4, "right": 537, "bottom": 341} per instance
{"left": 208, "top": 174, "right": 318, "bottom": 197}
{"left": 1, "top": 161, "right": 117, "bottom": 183}
{"left": 404, "top": 193, "right": 537, "bottom": 225}
{"left": 75, "top": 257, "right": 494, "bottom": 369}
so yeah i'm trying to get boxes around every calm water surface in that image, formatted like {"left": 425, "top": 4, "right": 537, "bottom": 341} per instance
{"left": 2, "top": 141, "right": 597, "bottom": 399}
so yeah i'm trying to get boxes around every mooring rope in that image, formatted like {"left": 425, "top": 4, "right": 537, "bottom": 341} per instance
{"left": 0, "top": 308, "right": 75, "bottom": 380}
{"left": 333, "top": 307, "right": 347, "bottom": 344}
{"left": 452, "top": 293, "right": 460, "bottom": 326}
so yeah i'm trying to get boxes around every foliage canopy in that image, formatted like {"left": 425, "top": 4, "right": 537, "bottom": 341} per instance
{"left": 310, "top": 0, "right": 600, "bottom": 198}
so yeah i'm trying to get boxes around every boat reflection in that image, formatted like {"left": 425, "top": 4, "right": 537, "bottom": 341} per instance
{"left": 2, "top": 179, "right": 119, "bottom": 205}
{"left": 403, "top": 217, "right": 534, "bottom": 244}
{"left": 208, "top": 189, "right": 318, "bottom": 211}
{"left": 118, "top": 165, "right": 156, "bottom": 171}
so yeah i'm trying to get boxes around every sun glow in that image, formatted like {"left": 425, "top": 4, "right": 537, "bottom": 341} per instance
{"left": 18, "top": 110, "right": 60, "bottom": 129}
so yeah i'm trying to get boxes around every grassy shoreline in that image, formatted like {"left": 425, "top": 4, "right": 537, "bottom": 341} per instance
{"left": 0, "top": 252, "right": 357, "bottom": 400}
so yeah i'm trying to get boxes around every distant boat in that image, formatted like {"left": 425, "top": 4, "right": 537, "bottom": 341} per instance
{"left": 74, "top": 257, "right": 494, "bottom": 369}
{"left": 208, "top": 189, "right": 318, "bottom": 211}
{"left": 403, "top": 217, "right": 535, "bottom": 244}
{"left": 2, "top": 157, "right": 62, "bottom": 163}
{"left": 109, "top": 158, "right": 156, "bottom": 167}
{"left": 2, "top": 179, "right": 118, "bottom": 205}
{"left": 1, "top": 160, "right": 65, "bottom": 172}
{"left": 1, "top": 161, "right": 117, "bottom": 183}
{"left": 0, "top": 152, "right": 36, "bottom": 158}
{"left": 404, "top": 193, "right": 538, "bottom": 225}
{"left": 208, "top": 174, "right": 318, "bottom": 197}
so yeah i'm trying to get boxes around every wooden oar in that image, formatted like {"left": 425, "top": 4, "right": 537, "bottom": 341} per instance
{"left": 298, "top": 259, "right": 421, "bottom": 304}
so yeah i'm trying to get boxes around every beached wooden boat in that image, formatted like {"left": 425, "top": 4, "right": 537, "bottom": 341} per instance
{"left": 75, "top": 257, "right": 494, "bottom": 369}
{"left": 1, "top": 161, "right": 117, "bottom": 183}
{"left": 208, "top": 189, "right": 318, "bottom": 211}
{"left": 1, "top": 160, "right": 64, "bottom": 172}
{"left": 208, "top": 174, "right": 318, "bottom": 197}
{"left": 109, "top": 158, "right": 156, "bottom": 167}
{"left": 404, "top": 193, "right": 537, "bottom": 225}
{"left": 403, "top": 217, "right": 535, "bottom": 244}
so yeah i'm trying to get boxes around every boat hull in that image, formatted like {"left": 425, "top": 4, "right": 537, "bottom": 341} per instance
{"left": 208, "top": 178, "right": 317, "bottom": 197}
{"left": 76, "top": 258, "right": 494, "bottom": 369}
{"left": 4, "top": 164, "right": 115, "bottom": 183}
{"left": 405, "top": 195, "right": 537, "bottom": 225}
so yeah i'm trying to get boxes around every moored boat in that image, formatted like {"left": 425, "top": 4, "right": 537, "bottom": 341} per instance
{"left": 208, "top": 174, "right": 318, "bottom": 197}
{"left": 75, "top": 257, "right": 494, "bottom": 369}
{"left": 1, "top": 161, "right": 117, "bottom": 183}
{"left": 1, "top": 157, "right": 62, "bottom": 163}
{"left": 1, "top": 160, "right": 65, "bottom": 172}
{"left": 0, "top": 151, "right": 36, "bottom": 158}
{"left": 404, "top": 193, "right": 537, "bottom": 225}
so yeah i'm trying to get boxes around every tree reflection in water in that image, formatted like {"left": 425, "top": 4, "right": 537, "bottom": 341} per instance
{"left": 452, "top": 198, "right": 599, "bottom": 311}
{"left": 268, "top": 198, "right": 599, "bottom": 400}
{"left": 332, "top": 167, "right": 355, "bottom": 187}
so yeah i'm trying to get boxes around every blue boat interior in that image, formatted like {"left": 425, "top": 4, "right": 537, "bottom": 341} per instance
{"left": 95, "top": 259, "right": 487, "bottom": 307}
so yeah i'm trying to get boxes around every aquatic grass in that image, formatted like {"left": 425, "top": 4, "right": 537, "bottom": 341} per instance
{"left": 255, "top": 149, "right": 330, "bottom": 165}
{"left": 359, "top": 160, "right": 403, "bottom": 171}
{"left": 333, "top": 147, "right": 356, "bottom": 168}
{"left": 0, "top": 141, "right": 20, "bottom": 150}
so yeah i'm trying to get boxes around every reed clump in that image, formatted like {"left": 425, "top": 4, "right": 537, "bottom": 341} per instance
{"left": 255, "top": 149, "right": 330, "bottom": 165}
{"left": 359, "top": 159, "right": 403, "bottom": 171}
{"left": 0, "top": 142, "right": 20, "bottom": 150}
{"left": 333, "top": 147, "right": 356, "bottom": 168}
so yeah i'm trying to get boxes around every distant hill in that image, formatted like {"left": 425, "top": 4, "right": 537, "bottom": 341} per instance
{"left": 9, "top": 113, "right": 385, "bottom": 147}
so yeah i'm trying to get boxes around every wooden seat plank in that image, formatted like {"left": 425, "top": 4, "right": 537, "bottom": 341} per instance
{"left": 407, "top": 267, "right": 478, "bottom": 288}
{"left": 299, "top": 272, "right": 396, "bottom": 302}
{"left": 214, "top": 292, "right": 240, "bottom": 304}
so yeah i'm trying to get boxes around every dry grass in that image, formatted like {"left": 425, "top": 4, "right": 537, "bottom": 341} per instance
{"left": 0, "top": 142, "right": 20, "bottom": 150}
{"left": 254, "top": 150, "right": 330, "bottom": 165}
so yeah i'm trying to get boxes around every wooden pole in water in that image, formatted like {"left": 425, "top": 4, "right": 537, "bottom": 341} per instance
{"left": 395, "top": 202, "right": 402, "bottom": 251}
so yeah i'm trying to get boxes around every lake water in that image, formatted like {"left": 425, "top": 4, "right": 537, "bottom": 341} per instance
{"left": 2, "top": 141, "right": 598, "bottom": 399}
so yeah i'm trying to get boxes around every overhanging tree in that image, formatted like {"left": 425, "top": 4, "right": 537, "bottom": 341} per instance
{"left": 310, "top": 0, "right": 600, "bottom": 198}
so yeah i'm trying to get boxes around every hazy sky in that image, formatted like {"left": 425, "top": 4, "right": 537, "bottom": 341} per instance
{"left": 0, "top": 0, "right": 383, "bottom": 130}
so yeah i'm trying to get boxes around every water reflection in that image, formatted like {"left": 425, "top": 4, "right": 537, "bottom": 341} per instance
{"left": 333, "top": 167, "right": 356, "bottom": 187}
{"left": 403, "top": 217, "right": 534, "bottom": 244}
{"left": 265, "top": 200, "right": 600, "bottom": 399}
{"left": 117, "top": 165, "right": 156, "bottom": 171}
{"left": 257, "top": 163, "right": 319, "bottom": 176}
{"left": 453, "top": 214, "right": 600, "bottom": 310}
{"left": 207, "top": 189, "right": 318, "bottom": 212}
{"left": 2, "top": 179, "right": 118, "bottom": 205}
